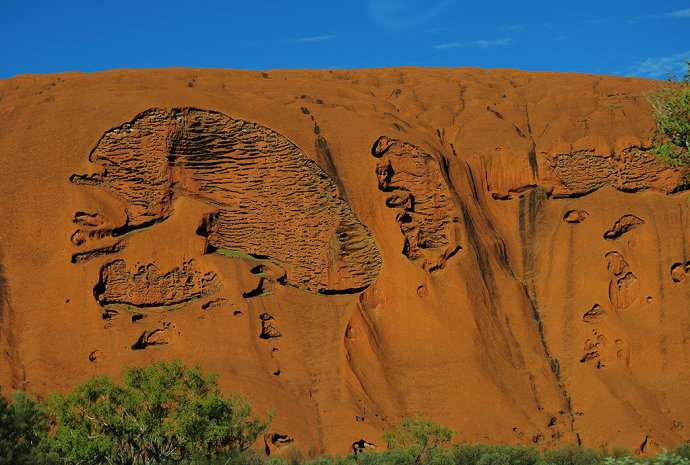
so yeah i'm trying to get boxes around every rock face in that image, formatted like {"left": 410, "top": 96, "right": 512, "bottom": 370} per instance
{"left": 71, "top": 107, "right": 381, "bottom": 294}
{"left": 372, "top": 136, "right": 461, "bottom": 271}
{"left": 96, "top": 259, "right": 221, "bottom": 310}
{"left": 0, "top": 67, "right": 688, "bottom": 457}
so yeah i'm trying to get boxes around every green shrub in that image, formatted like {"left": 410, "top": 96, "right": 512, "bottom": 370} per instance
{"left": 648, "top": 450, "right": 690, "bottom": 465}
{"left": 602, "top": 457, "right": 636, "bottom": 465}
{"left": 0, "top": 388, "right": 52, "bottom": 465}
{"left": 264, "top": 457, "right": 290, "bottom": 465}
{"left": 450, "top": 444, "right": 540, "bottom": 465}
{"left": 44, "top": 360, "right": 273, "bottom": 464}
{"left": 599, "top": 447, "right": 632, "bottom": 460}
{"left": 170, "top": 449, "right": 264, "bottom": 465}
{"left": 382, "top": 413, "right": 456, "bottom": 464}
{"left": 423, "top": 447, "right": 455, "bottom": 465}
{"left": 354, "top": 451, "right": 380, "bottom": 465}
{"left": 476, "top": 445, "right": 539, "bottom": 465}
{"left": 304, "top": 454, "right": 339, "bottom": 465}
{"left": 542, "top": 445, "right": 602, "bottom": 465}
{"left": 303, "top": 454, "right": 361, "bottom": 465}
{"left": 5, "top": 379, "right": 690, "bottom": 465}
{"left": 672, "top": 445, "right": 690, "bottom": 461}
{"left": 647, "top": 60, "right": 690, "bottom": 179}
{"left": 451, "top": 443, "right": 493, "bottom": 465}
{"left": 373, "top": 448, "right": 417, "bottom": 465}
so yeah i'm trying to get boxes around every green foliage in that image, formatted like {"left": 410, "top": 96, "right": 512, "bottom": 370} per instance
{"left": 351, "top": 444, "right": 690, "bottom": 465}
{"left": 4, "top": 379, "right": 690, "bottom": 465}
{"left": 382, "top": 413, "right": 456, "bottom": 464}
{"left": 44, "top": 360, "right": 273, "bottom": 465}
{"left": 215, "top": 249, "right": 257, "bottom": 260}
{"left": 542, "top": 445, "right": 601, "bottom": 465}
{"left": 450, "top": 443, "right": 494, "bottom": 465}
{"left": 599, "top": 447, "right": 632, "bottom": 460}
{"left": 479, "top": 445, "right": 539, "bottom": 465}
{"left": 303, "top": 453, "right": 359, "bottom": 465}
{"left": 0, "top": 387, "right": 51, "bottom": 465}
{"left": 355, "top": 448, "right": 416, "bottom": 465}
{"left": 172, "top": 449, "right": 264, "bottom": 465}
{"left": 264, "top": 457, "right": 291, "bottom": 465}
{"left": 449, "top": 444, "right": 539, "bottom": 465}
{"left": 648, "top": 450, "right": 690, "bottom": 465}
{"left": 672, "top": 445, "right": 690, "bottom": 461}
{"left": 647, "top": 61, "right": 690, "bottom": 175}
{"left": 603, "top": 450, "right": 690, "bottom": 465}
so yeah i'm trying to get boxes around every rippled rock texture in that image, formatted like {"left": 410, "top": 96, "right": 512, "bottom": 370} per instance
{"left": 72, "top": 108, "right": 381, "bottom": 294}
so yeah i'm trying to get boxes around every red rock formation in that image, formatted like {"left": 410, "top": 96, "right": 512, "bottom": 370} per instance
{"left": 372, "top": 136, "right": 461, "bottom": 271}
{"left": 71, "top": 108, "right": 382, "bottom": 294}
{"left": 0, "top": 67, "right": 688, "bottom": 457}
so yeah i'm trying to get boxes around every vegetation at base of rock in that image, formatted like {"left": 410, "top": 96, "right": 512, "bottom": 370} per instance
{"left": 0, "top": 360, "right": 272, "bottom": 465}
{"left": 264, "top": 445, "right": 690, "bottom": 465}
{"left": 647, "top": 61, "right": 690, "bottom": 178}
{"left": 0, "top": 387, "right": 48, "bottom": 465}
{"left": 381, "top": 412, "right": 455, "bottom": 463}
{"left": 1, "top": 368, "right": 689, "bottom": 465}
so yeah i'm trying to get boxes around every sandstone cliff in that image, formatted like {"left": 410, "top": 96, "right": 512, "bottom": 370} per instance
{"left": 0, "top": 67, "right": 687, "bottom": 457}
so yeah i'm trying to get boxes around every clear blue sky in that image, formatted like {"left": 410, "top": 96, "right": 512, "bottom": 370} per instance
{"left": 2, "top": 0, "right": 689, "bottom": 80}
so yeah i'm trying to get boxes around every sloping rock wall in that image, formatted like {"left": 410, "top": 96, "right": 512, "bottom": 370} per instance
{"left": 0, "top": 67, "right": 687, "bottom": 457}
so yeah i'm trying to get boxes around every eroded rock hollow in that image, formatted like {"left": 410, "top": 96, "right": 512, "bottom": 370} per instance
{"left": 72, "top": 107, "right": 382, "bottom": 294}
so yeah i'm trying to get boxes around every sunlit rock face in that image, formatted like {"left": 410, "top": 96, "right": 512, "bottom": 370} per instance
{"left": 0, "top": 67, "right": 687, "bottom": 458}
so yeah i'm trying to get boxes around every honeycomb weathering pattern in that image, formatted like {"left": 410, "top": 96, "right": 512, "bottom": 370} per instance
{"left": 372, "top": 136, "right": 460, "bottom": 270}
{"left": 96, "top": 259, "right": 221, "bottom": 309}
{"left": 72, "top": 108, "right": 382, "bottom": 293}
{"left": 543, "top": 147, "right": 679, "bottom": 198}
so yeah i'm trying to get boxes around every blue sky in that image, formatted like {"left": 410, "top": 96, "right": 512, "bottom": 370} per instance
{"left": 1, "top": 0, "right": 688, "bottom": 80}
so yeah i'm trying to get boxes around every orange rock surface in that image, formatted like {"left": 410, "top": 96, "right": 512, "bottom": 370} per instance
{"left": 0, "top": 67, "right": 688, "bottom": 457}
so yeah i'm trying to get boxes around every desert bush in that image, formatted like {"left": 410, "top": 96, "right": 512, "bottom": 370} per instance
{"left": 476, "top": 445, "right": 539, "bottom": 465}
{"left": 4, "top": 379, "right": 690, "bottom": 465}
{"left": 450, "top": 444, "right": 540, "bottom": 465}
{"left": 421, "top": 447, "right": 454, "bottom": 465}
{"left": 598, "top": 447, "right": 632, "bottom": 460}
{"left": 361, "top": 448, "right": 417, "bottom": 465}
{"left": 43, "top": 360, "right": 273, "bottom": 464}
{"left": 304, "top": 453, "right": 359, "bottom": 465}
{"left": 382, "top": 413, "right": 455, "bottom": 464}
{"left": 450, "top": 443, "right": 494, "bottom": 465}
{"left": 647, "top": 61, "right": 690, "bottom": 178}
{"left": 649, "top": 450, "right": 690, "bottom": 465}
{"left": 603, "top": 451, "right": 690, "bottom": 465}
{"left": 0, "top": 388, "right": 52, "bottom": 465}
{"left": 542, "top": 445, "right": 602, "bottom": 465}
{"left": 264, "top": 457, "right": 290, "bottom": 465}
{"left": 672, "top": 445, "right": 690, "bottom": 461}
